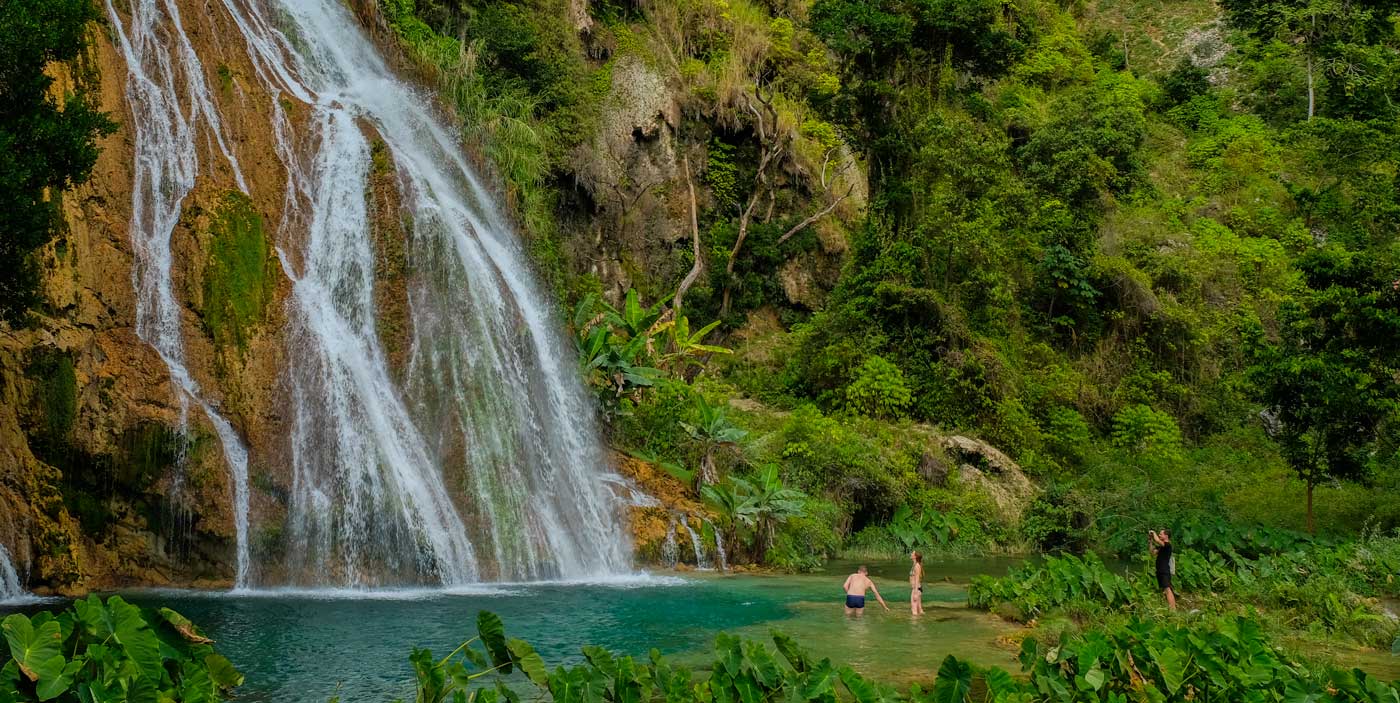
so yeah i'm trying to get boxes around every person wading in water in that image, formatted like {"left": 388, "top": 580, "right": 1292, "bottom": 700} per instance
{"left": 842, "top": 565, "right": 889, "bottom": 616}
{"left": 1150, "top": 529, "right": 1177, "bottom": 610}
{"left": 909, "top": 551, "right": 925, "bottom": 615}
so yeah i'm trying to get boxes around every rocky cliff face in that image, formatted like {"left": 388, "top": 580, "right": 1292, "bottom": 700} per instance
{"left": 0, "top": 0, "right": 299, "bottom": 593}
{"left": 1, "top": 0, "right": 866, "bottom": 593}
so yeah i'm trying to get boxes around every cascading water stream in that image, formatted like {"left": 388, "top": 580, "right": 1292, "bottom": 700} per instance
{"left": 0, "top": 544, "right": 26, "bottom": 603}
{"left": 104, "top": 0, "right": 252, "bottom": 586}
{"left": 108, "top": 0, "right": 629, "bottom": 587}
{"left": 706, "top": 519, "right": 728, "bottom": 572}
{"left": 681, "top": 519, "right": 711, "bottom": 570}
{"left": 661, "top": 521, "right": 679, "bottom": 569}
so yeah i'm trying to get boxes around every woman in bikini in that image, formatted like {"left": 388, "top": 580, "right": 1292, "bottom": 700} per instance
{"left": 909, "top": 551, "right": 925, "bottom": 615}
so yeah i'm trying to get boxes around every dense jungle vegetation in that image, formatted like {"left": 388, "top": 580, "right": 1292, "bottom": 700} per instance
{"left": 375, "top": 0, "right": 1400, "bottom": 566}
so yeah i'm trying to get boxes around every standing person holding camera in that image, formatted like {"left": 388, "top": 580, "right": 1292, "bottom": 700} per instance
{"left": 1149, "top": 529, "right": 1177, "bottom": 610}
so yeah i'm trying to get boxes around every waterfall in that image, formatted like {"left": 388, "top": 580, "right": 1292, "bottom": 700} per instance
{"left": 0, "top": 544, "right": 25, "bottom": 603}
{"left": 104, "top": 0, "right": 252, "bottom": 586}
{"left": 660, "top": 522, "right": 679, "bottom": 569}
{"left": 106, "top": 0, "right": 629, "bottom": 586}
{"left": 680, "top": 518, "right": 711, "bottom": 570}
{"left": 707, "top": 519, "right": 729, "bottom": 572}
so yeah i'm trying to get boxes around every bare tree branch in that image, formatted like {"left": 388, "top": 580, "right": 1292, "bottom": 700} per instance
{"left": 674, "top": 153, "right": 703, "bottom": 314}
{"left": 775, "top": 184, "right": 854, "bottom": 246}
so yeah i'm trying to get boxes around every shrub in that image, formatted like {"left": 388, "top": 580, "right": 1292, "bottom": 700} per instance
{"left": 844, "top": 356, "right": 912, "bottom": 419}
{"left": 1111, "top": 403, "right": 1184, "bottom": 461}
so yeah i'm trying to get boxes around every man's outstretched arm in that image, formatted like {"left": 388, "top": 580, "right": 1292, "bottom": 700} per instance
{"left": 870, "top": 583, "right": 889, "bottom": 610}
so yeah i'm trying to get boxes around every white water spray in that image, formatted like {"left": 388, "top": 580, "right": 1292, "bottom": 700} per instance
{"left": 661, "top": 521, "right": 679, "bottom": 569}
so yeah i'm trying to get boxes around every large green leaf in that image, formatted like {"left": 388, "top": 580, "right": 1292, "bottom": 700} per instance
{"left": 582, "top": 645, "right": 618, "bottom": 679}
{"left": 107, "top": 596, "right": 164, "bottom": 683}
{"left": 205, "top": 653, "right": 244, "bottom": 689}
{"left": 508, "top": 638, "right": 549, "bottom": 686}
{"left": 34, "top": 660, "right": 81, "bottom": 702}
{"left": 838, "top": 667, "right": 879, "bottom": 703}
{"left": 71, "top": 595, "right": 110, "bottom": 639}
{"left": 742, "top": 642, "right": 781, "bottom": 688}
{"left": 3, "top": 614, "right": 66, "bottom": 692}
{"left": 770, "top": 631, "right": 809, "bottom": 673}
{"left": 1082, "top": 667, "right": 1106, "bottom": 692}
{"left": 1148, "top": 644, "right": 1187, "bottom": 695}
{"left": 476, "top": 611, "right": 513, "bottom": 674}
{"left": 930, "top": 656, "right": 972, "bottom": 703}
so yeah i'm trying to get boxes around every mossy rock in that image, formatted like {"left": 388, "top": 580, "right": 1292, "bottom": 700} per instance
{"left": 198, "top": 191, "right": 273, "bottom": 354}
{"left": 24, "top": 348, "right": 77, "bottom": 461}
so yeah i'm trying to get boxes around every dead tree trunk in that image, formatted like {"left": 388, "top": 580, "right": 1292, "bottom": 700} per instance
{"left": 674, "top": 153, "right": 703, "bottom": 315}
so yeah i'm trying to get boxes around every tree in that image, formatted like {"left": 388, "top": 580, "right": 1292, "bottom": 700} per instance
{"left": 680, "top": 394, "right": 747, "bottom": 486}
{"left": 1219, "top": 0, "right": 1396, "bottom": 121}
{"left": 700, "top": 480, "right": 751, "bottom": 560}
{"left": 1250, "top": 247, "right": 1400, "bottom": 533}
{"left": 573, "top": 290, "right": 668, "bottom": 412}
{"left": 701, "top": 466, "right": 806, "bottom": 564}
{"left": 734, "top": 465, "right": 806, "bottom": 563}
{"left": 0, "top": 0, "right": 116, "bottom": 322}
{"left": 810, "top": 0, "right": 1023, "bottom": 218}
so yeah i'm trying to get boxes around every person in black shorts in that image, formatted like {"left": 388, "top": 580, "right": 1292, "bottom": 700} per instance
{"left": 841, "top": 565, "right": 889, "bottom": 616}
{"left": 1150, "top": 529, "right": 1176, "bottom": 610}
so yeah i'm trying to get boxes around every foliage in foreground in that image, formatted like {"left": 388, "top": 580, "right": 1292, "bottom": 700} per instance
{"left": 0, "top": 595, "right": 242, "bottom": 702}
{"left": 402, "top": 610, "right": 1400, "bottom": 703}
{"left": 968, "top": 532, "right": 1400, "bottom": 648}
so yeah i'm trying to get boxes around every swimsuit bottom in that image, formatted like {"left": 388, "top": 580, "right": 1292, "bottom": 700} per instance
{"left": 845, "top": 595, "right": 865, "bottom": 609}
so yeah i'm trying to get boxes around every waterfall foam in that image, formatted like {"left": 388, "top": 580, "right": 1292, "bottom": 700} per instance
{"left": 107, "top": 0, "right": 630, "bottom": 587}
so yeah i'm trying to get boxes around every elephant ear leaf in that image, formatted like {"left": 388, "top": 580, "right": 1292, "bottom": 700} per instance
{"left": 770, "top": 630, "right": 809, "bottom": 672}
{"left": 508, "top": 638, "right": 549, "bottom": 686}
{"left": 476, "top": 611, "right": 513, "bottom": 674}
{"left": 159, "top": 608, "right": 214, "bottom": 644}
{"left": 206, "top": 653, "right": 245, "bottom": 689}
{"left": 3, "top": 614, "right": 65, "bottom": 684}
{"left": 108, "top": 597, "right": 164, "bottom": 682}
{"left": 930, "top": 656, "right": 973, "bottom": 703}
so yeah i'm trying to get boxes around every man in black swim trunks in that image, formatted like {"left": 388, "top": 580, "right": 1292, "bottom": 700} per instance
{"left": 1150, "top": 529, "right": 1177, "bottom": 610}
{"left": 841, "top": 565, "right": 889, "bottom": 615}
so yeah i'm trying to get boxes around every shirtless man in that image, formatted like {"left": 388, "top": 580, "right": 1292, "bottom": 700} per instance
{"left": 842, "top": 565, "right": 889, "bottom": 615}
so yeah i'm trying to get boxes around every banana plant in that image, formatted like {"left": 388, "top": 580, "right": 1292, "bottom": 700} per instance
{"left": 680, "top": 394, "right": 748, "bottom": 486}
{"left": 653, "top": 314, "right": 731, "bottom": 374}
{"left": 740, "top": 465, "right": 807, "bottom": 563}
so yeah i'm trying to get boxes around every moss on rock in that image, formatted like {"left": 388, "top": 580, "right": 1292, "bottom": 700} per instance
{"left": 198, "top": 191, "right": 273, "bottom": 354}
